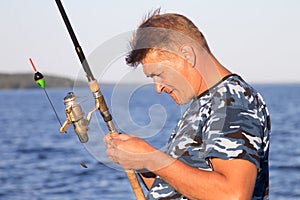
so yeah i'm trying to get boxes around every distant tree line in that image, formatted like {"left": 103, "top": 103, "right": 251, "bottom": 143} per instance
{"left": 0, "top": 73, "right": 85, "bottom": 89}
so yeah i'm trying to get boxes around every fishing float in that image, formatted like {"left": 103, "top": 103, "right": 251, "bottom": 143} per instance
{"left": 29, "top": 58, "right": 64, "bottom": 129}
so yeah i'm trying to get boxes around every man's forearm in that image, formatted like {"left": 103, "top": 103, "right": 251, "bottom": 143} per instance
{"left": 144, "top": 151, "right": 255, "bottom": 200}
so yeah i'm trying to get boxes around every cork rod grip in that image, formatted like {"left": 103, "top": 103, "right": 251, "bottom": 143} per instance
{"left": 110, "top": 131, "right": 146, "bottom": 200}
{"left": 125, "top": 170, "right": 146, "bottom": 200}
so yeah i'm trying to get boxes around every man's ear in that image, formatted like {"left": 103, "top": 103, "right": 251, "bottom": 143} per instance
{"left": 180, "top": 45, "right": 196, "bottom": 67}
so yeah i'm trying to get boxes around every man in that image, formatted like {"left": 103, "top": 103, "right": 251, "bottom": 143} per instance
{"left": 104, "top": 9, "right": 270, "bottom": 200}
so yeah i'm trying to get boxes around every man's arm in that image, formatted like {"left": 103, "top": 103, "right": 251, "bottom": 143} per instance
{"left": 147, "top": 151, "right": 257, "bottom": 200}
{"left": 104, "top": 133, "right": 257, "bottom": 200}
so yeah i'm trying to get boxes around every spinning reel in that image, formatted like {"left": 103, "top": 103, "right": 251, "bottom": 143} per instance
{"left": 59, "top": 91, "right": 100, "bottom": 143}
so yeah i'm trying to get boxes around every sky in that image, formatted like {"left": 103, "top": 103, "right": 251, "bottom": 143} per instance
{"left": 1, "top": 0, "right": 300, "bottom": 84}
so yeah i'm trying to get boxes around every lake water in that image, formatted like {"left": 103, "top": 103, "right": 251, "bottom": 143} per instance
{"left": 0, "top": 84, "right": 299, "bottom": 200}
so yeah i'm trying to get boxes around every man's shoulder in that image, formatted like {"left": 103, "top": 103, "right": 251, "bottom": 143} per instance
{"left": 209, "top": 74, "right": 259, "bottom": 108}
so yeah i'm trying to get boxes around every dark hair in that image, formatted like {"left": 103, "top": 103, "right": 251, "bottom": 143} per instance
{"left": 126, "top": 9, "right": 210, "bottom": 67}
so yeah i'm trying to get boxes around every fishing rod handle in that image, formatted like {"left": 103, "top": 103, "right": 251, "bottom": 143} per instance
{"left": 90, "top": 81, "right": 146, "bottom": 199}
{"left": 125, "top": 170, "right": 146, "bottom": 200}
{"left": 110, "top": 131, "right": 146, "bottom": 200}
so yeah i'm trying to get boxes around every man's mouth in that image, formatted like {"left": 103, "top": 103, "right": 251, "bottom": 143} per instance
{"left": 163, "top": 87, "right": 173, "bottom": 94}
{"left": 167, "top": 89, "right": 175, "bottom": 98}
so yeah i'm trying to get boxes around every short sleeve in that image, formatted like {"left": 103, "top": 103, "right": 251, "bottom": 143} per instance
{"left": 202, "top": 86, "right": 263, "bottom": 168}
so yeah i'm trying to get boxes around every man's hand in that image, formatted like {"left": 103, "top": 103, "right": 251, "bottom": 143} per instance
{"left": 103, "top": 133, "right": 156, "bottom": 170}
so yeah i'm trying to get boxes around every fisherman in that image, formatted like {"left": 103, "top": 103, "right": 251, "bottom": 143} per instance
{"left": 104, "top": 10, "right": 270, "bottom": 200}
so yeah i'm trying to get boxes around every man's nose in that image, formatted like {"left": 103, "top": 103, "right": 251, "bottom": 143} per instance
{"left": 154, "top": 82, "right": 164, "bottom": 94}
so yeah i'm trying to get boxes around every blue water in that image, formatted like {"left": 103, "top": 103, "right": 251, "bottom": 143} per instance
{"left": 0, "top": 84, "right": 299, "bottom": 200}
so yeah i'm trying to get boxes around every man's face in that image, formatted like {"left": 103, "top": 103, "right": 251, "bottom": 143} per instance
{"left": 142, "top": 50, "right": 200, "bottom": 105}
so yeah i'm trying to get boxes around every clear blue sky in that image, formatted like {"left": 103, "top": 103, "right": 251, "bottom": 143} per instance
{"left": 1, "top": 0, "right": 299, "bottom": 83}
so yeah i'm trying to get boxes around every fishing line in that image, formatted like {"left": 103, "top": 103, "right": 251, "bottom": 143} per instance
{"left": 43, "top": 88, "right": 63, "bottom": 127}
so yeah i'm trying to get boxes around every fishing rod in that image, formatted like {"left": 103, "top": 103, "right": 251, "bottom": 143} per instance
{"left": 54, "top": 0, "right": 145, "bottom": 199}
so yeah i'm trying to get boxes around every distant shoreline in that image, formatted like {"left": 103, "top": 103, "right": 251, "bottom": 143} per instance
{"left": 0, "top": 73, "right": 152, "bottom": 90}
{"left": 0, "top": 73, "right": 85, "bottom": 89}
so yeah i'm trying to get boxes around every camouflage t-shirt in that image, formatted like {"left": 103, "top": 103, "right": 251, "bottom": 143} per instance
{"left": 147, "top": 74, "right": 270, "bottom": 200}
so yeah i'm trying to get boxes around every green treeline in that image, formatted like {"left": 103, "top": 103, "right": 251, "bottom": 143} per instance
{"left": 0, "top": 73, "right": 83, "bottom": 89}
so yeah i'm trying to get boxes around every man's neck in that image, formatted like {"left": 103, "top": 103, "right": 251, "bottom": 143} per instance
{"left": 196, "top": 55, "right": 231, "bottom": 96}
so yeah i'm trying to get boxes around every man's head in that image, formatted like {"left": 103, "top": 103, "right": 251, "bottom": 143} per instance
{"left": 126, "top": 10, "right": 211, "bottom": 105}
{"left": 126, "top": 9, "right": 211, "bottom": 67}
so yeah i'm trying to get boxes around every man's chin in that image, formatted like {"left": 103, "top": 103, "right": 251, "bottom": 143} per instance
{"left": 170, "top": 93, "right": 183, "bottom": 105}
{"left": 172, "top": 95, "right": 191, "bottom": 105}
